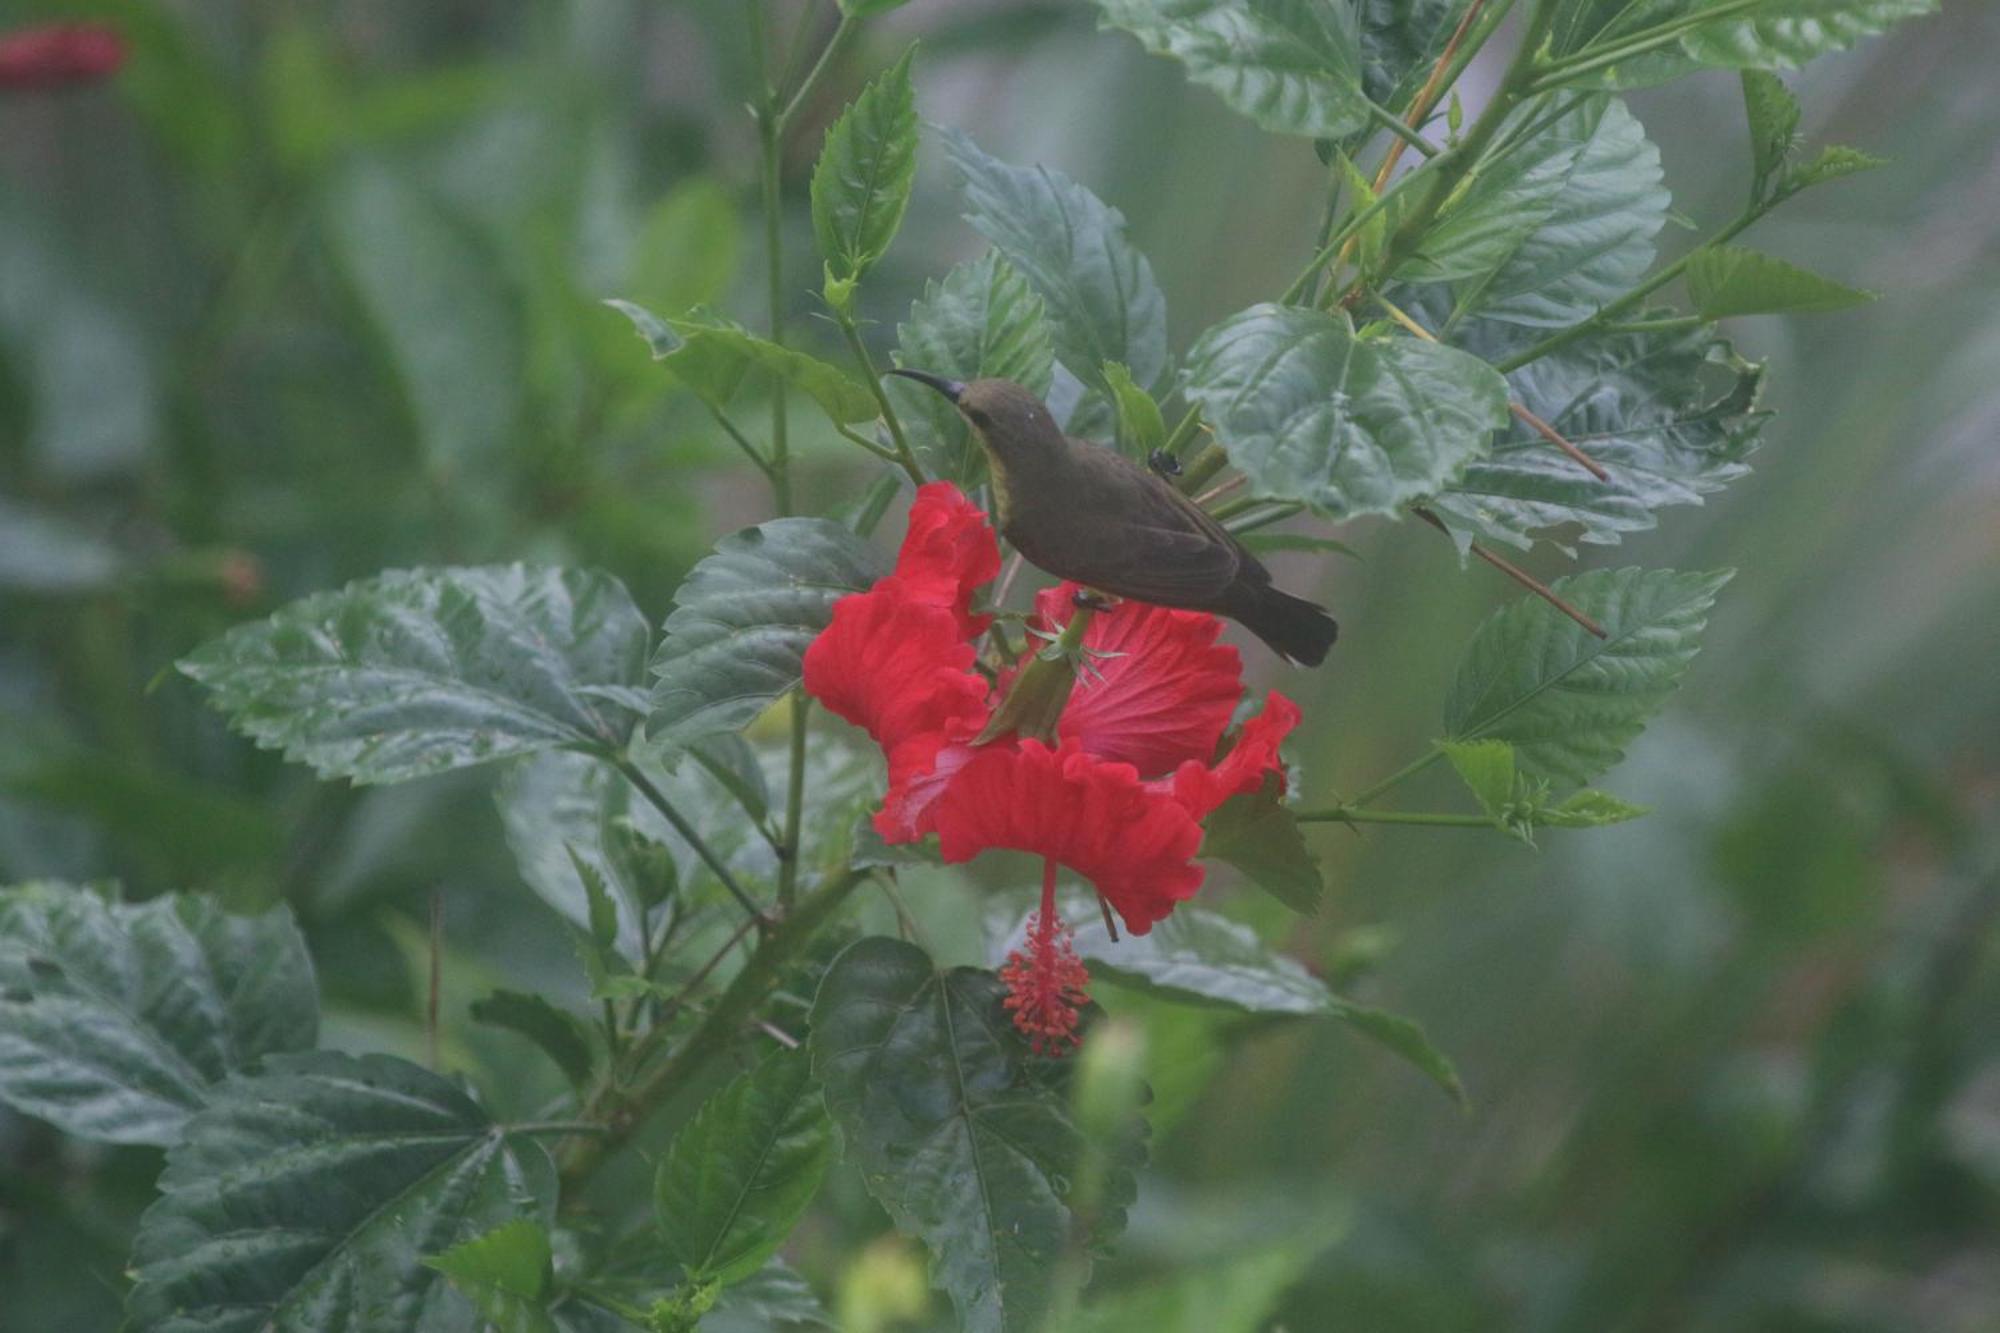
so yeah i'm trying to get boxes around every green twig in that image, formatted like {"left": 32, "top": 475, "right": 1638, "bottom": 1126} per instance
{"left": 1296, "top": 808, "right": 1497, "bottom": 827}
{"left": 613, "top": 757, "right": 771, "bottom": 928}
{"left": 836, "top": 312, "right": 927, "bottom": 487}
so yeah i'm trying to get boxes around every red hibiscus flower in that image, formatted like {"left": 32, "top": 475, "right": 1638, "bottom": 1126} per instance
{"left": 803, "top": 482, "right": 1301, "bottom": 1051}
{"left": 0, "top": 23, "right": 125, "bottom": 91}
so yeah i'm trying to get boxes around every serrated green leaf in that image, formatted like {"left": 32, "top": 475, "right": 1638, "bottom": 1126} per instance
{"left": 656, "top": 1047, "right": 833, "bottom": 1286}
{"left": 888, "top": 253, "right": 1056, "bottom": 485}
{"left": 1740, "top": 70, "right": 1800, "bottom": 199}
{"left": 811, "top": 936, "right": 1138, "bottom": 1333}
{"left": 1183, "top": 303, "right": 1508, "bottom": 520}
{"left": 1400, "top": 97, "right": 1668, "bottom": 328}
{"left": 128, "top": 1051, "right": 556, "bottom": 1333}
{"left": 1780, "top": 143, "right": 1887, "bottom": 193}
{"left": 647, "top": 519, "right": 885, "bottom": 747}
{"left": 0, "top": 883, "right": 316, "bottom": 1146}
{"left": 426, "top": 1220, "right": 557, "bottom": 1333}
{"left": 1548, "top": 0, "right": 1938, "bottom": 87}
{"left": 604, "top": 302, "right": 878, "bottom": 424}
{"left": 180, "top": 565, "right": 651, "bottom": 785}
{"left": 1429, "top": 315, "right": 1764, "bottom": 554}
{"left": 1444, "top": 566, "right": 1733, "bottom": 788}
{"left": 1092, "top": 0, "right": 1372, "bottom": 139}
{"left": 944, "top": 128, "right": 1170, "bottom": 404}
{"left": 1335, "top": 148, "right": 1388, "bottom": 271}
{"left": 812, "top": 47, "right": 919, "bottom": 298}
{"left": 470, "top": 990, "right": 597, "bottom": 1092}
{"left": 1017, "top": 904, "right": 1462, "bottom": 1101}
{"left": 1102, "top": 361, "right": 1167, "bottom": 461}
{"left": 1198, "top": 778, "right": 1322, "bottom": 914}
{"left": 1438, "top": 738, "right": 1516, "bottom": 818}
{"left": 1539, "top": 788, "right": 1650, "bottom": 826}
{"left": 1686, "top": 244, "right": 1874, "bottom": 318}
{"left": 1358, "top": 0, "right": 1479, "bottom": 111}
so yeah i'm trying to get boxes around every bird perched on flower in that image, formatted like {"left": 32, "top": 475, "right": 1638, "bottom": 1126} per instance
{"left": 888, "top": 370, "right": 1338, "bottom": 666}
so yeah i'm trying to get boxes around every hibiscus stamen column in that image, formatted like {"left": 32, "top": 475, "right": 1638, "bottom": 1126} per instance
{"left": 1000, "top": 858, "right": 1092, "bottom": 1054}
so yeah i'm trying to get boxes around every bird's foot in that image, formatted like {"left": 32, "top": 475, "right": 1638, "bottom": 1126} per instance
{"left": 1071, "top": 588, "right": 1121, "bottom": 612}
{"left": 1148, "top": 449, "right": 1183, "bottom": 479}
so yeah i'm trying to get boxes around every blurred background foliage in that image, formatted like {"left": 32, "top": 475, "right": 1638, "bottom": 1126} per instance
{"left": 2, "top": 1, "right": 1996, "bottom": 1329}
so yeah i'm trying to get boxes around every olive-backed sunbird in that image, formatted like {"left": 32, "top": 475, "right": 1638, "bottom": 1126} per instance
{"left": 890, "top": 370, "right": 1338, "bottom": 667}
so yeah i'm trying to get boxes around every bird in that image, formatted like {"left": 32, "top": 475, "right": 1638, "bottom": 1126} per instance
{"left": 887, "top": 370, "right": 1338, "bottom": 666}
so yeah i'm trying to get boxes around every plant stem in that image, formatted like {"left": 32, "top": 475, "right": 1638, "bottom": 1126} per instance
{"left": 749, "top": 2, "right": 793, "bottom": 518}
{"left": 777, "top": 13, "right": 859, "bottom": 133}
{"left": 836, "top": 311, "right": 927, "bottom": 486}
{"left": 1346, "top": 748, "right": 1446, "bottom": 808}
{"left": 1297, "top": 807, "right": 1496, "bottom": 827}
{"left": 559, "top": 867, "right": 869, "bottom": 1191}
{"left": 704, "top": 402, "right": 775, "bottom": 480}
{"left": 1524, "top": 0, "right": 1765, "bottom": 93}
{"left": 509, "top": 1120, "right": 612, "bottom": 1138}
{"left": 777, "top": 693, "right": 810, "bottom": 908}
{"left": 1223, "top": 502, "right": 1305, "bottom": 535}
{"left": 613, "top": 756, "right": 772, "bottom": 928}
{"left": 1413, "top": 507, "right": 1608, "bottom": 637}
{"left": 1363, "top": 98, "right": 1444, "bottom": 157}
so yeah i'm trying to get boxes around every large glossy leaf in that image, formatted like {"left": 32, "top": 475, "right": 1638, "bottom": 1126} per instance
{"left": 811, "top": 936, "right": 1138, "bottom": 1333}
{"left": 811, "top": 47, "right": 919, "bottom": 294}
{"left": 1358, "top": 0, "right": 1478, "bottom": 110}
{"left": 1444, "top": 567, "right": 1733, "bottom": 787}
{"left": 1548, "top": 0, "right": 1938, "bottom": 87}
{"left": 0, "top": 883, "right": 316, "bottom": 1146}
{"left": 943, "top": 128, "right": 1170, "bottom": 401}
{"left": 647, "top": 519, "right": 885, "bottom": 747}
{"left": 887, "top": 252, "right": 1056, "bottom": 485}
{"left": 605, "top": 301, "right": 879, "bottom": 424}
{"left": 127, "top": 1051, "right": 556, "bottom": 1333}
{"left": 1092, "top": 0, "right": 1372, "bottom": 139}
{"left": 1685, "top": 244, "right": 1873, "bottom": 317}
{"left": 329, "top": 163, "right": 520, "bottom": 473}
{"left": 180, "top": 566, "right": 651, "bottom": 785}
{"left": 1183, "top": 303, "right": 1508, "bottom": 520}
{"left": 1399, "top": 97, "right": 1668, "bottom": 328}
{"left": 1429, "top": 318, "right": 1765, "bottom": 554}
{"left": 656, "top": 1047, "right": 833, "bottom": 1286}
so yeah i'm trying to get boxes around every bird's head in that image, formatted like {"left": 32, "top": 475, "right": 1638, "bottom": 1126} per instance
{"left": 888, "top": 370, "right": 1065, "bottom": 470}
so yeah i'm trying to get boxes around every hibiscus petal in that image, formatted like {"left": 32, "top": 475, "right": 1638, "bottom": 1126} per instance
{"left": 1030, "top": 585, "right": 1246, "bottom": 778}
{"left": 932, "top": 739, "right": 1206, "bottom": 935}
{"left": 1168, "top": 691, "right": 1303, "bottom": 821}
{"left": 895, "top": 481, "right": 1001, "bottom": 638}
{"left": 803, "top": 591, "right": 989, "bottom": 757}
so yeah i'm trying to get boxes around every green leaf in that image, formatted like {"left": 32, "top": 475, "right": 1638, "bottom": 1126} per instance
{"left": 1183, "top": 303, "right": 1508, "bottom": 520}
{"left": 328, "top": 162, "right": 521, "bottom": 474}
{"left": 0, "top": 883, "right": 316, "bottom": 1146}
{"left": 1685, "top": 244, "right": 1874, "bottom": 318}
{"left": 656, "top": 1047, "right": 834, "bottom": 1286}
{"left": 632, "top": 178, "right": 741, "bottom": 317}
{"left": 1443, "top": 567, "right": 1733, "bottom": 788}
{"left": 1400, "top": 97, "right": 1668, "bottom": 328}
{"left": 839, "top": 0, "right": 915, "bottom": 13}
{"left": 470, "top": 990, "right": 598, "bottom": 1092}
{"left": 1198, "top": 778, "right": 1323, "bottom": 914}
{"left": 1023, "top": 904, "right": 1463, "bottom": 1101}
{"left": 943, "top": 128, "right": 1171, "bottom": 401}
{"left": 1334, "top": 148, "right": 1388, "bottom": 271}
{"left": 1539, "top": 787, "right": 1650, "bottom": 827}
{"left": 888, "top": 252, "right": 1056, "bottom": 485}
{"left": 811, "top": 47, "right": 919, "bottom": 301}
{"left": 1438, "top": 739, "right": 1646, "bottom": 842}
{"left": 1438, "top": 738, "right": 1517, "bottom": 817}
{"left": 180, "top": 565, "right": 651, "bottom": 785}
{"left": 1549, "top": 0, "right": 1939, "bottom": 86}
{"left": 1429, "top": 316, "right": 1764, "bottom": 554}
{"left": 1102, "top": 361, "right": 1167, "bottom": 461}
{"left": 1780, "top": 143, "right": 1887, "bottom": 193}
{"left": 1092, "top": 0, "right": 1372, "bottom": 139}
{"left": 1358, "top": 0, "right": 1479, "bottom": 111}
{"left": 604, "top": 302, "right": 879, "bottom": 424}
{"left": 647, "top": 519, "right": 886, "bottom": 747}
{"left": 426, "top": 1220, "right": 557, "bottom": 1333}
{"left": 1740, "top": 70, "right": 1800, "bottom": 200}
{"left": 811, "top": 936, "right": 1138, "bottom": 1333}
{"left": 127, "top": 1051, "right": 556, "bottom": 1333}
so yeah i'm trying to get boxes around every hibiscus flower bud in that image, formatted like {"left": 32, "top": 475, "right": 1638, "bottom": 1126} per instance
{"left": 0, "top": 23, "right": 126, "bottom": 91}
{"left": 972, "top": 599, "right": 1098, "bottom": 748}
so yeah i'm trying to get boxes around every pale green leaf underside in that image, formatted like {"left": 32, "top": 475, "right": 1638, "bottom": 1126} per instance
{"left": 1093, "top": 0, "right": 1373, "bottom": 139}
{"left": 180, "top": 565, "right": 651, "bottom": 785}
{"left": 647, "top": 519, "right": 885, "bottom": 747}
{"left": 605, "top": 301, "right": 879, "bottom": 424}
{"left": 655, "top": 1046, "right": 833, "bottom": 1285}
{"left": 1183, "top": 303, "right": 1509, "bottom": 520}
{"left": 0, "top": 883, "right": 316, "bottom": 1146}
{"left": 1444, "top": 566, "right": 1733, "bottom": 787}
{"left": 811, "top": 937, "right": 1135, "bottom": 1333}
{"left": 128, "top": 1051, "right": 555, "bottom": 1333}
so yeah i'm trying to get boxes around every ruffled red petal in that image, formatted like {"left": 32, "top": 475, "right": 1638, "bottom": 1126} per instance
{"left": 0, "top": 23, "right": 125, "bottom": 90}
{"left": 874, "top": 733, "right": 979, "bottom": 843}
{"left": 1166, "top": 691, "right": 1303, "bottom": 821}
{"left": 803, "top": 591, "right": 988, "bottom": 758}
{"left": 893, "top": 481, "right": 1001, "bottom": 638}
{"left": 931, "top": 739, "right": 1205, "bottom": 935}
{"left": 1028, "top": 585, "right": 1244, "bottom": 778}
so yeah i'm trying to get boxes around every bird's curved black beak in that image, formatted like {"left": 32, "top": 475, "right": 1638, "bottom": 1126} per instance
{"left": 886, "top": 368, "right": 964, "bottom": 402}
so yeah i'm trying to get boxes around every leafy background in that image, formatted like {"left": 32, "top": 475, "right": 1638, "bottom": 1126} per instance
{"left": 2, "top": 1, "right": 1997, "bottom": 1329}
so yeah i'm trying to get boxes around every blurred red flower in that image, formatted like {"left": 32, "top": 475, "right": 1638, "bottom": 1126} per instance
{"left": 0, "top": 23, "right": 125, "bottom": 91}
{"left": 804, "top": 482, "right": 1299, "bottom": 1050}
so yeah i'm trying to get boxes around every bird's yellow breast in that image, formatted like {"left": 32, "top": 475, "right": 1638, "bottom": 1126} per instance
{"left": 978, "top": 437, "right": 1015, "bottom": 527}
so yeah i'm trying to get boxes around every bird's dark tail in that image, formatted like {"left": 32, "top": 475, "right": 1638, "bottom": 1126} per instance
{"left": 1231, "top": 583, "right": 1339, "bottom": 667}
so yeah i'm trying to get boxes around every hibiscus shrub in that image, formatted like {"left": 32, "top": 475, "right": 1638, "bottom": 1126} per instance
{"left": 3, "top": 1, "right": 1930, "bottom": 1329}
